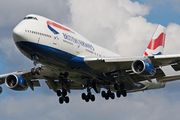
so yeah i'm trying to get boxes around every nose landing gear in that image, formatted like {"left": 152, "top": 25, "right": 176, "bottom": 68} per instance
{"left": 31, "top": 67, "right": 41, "bottom": 75}
{"left": 31, "top": 60, "right": 41, "bottom": 75}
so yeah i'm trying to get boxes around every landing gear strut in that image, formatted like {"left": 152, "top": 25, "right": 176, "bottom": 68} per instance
{"left": 57, "top": 72, "right": 70, "bottom": 104}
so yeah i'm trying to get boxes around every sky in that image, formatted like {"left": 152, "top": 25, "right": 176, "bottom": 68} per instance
{"left": 1, "top": 0, "right": 180, "bottom": 119}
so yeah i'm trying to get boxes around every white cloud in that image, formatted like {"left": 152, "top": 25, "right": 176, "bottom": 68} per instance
{"left": 69, "top": 0, "right": 152, "bottom": 55}
{"left": 1, "top": 90, "right": 180, "bottom": 120}
{"left": 69, "top": 0, "right": 180, "bottom": 56}
{"left": 114, "top": 16, "right": 157, "bottom": 56}
{"left": 118, "top": 0, "right": 150, "bottom": 16}
{"left": 165, "top": 23, "right": 180, "bottom": 54}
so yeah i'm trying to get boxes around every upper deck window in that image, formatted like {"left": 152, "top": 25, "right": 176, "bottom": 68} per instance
{"left": 24, "top": 16, "right": 38, "bottom": 20}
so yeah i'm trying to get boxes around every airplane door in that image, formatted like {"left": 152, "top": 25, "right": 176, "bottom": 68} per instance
{"left": 52, "top": 34, "right": 60, "bottom": 45}
{"left": 73, "top": 43, "right": 81, "bottom": 55}
{"left": 53, "top": 36, "right": 57, "bottom": 45}
{"left": 38, "top": 37, "right": 40, "bottom": 43}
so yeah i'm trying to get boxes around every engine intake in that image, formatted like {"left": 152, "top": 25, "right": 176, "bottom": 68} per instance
{"left": 132, "top": 59, "right": 156, "bottom": 76}
{"left": 5, "top": 74, "right": 28, "bottom": 91}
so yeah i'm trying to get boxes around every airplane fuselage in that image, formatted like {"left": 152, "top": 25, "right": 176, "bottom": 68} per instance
{"left": 12, "top": 14, "right": 165, "bottom": 92}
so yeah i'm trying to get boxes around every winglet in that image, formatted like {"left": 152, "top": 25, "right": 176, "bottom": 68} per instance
{"left": 143, "top": 25, "right": 166, "bottom": 56}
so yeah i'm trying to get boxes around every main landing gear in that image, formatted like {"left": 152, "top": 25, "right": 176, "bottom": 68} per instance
{"left": 114, "top": 83, "right": 127, "bottom": 98}
{"left": 57, "top": 89, "right": 69, "bottom": 104}
{"left": 81, "top": 87, "right": 95, "bottom": 102}
{"left": 101, "top": 90, "right": 115, "bottom": 100}
{"left": 57, "top": 72, "right": 70, "bottom": 104}
{"left": 101, "top": 83, "right": 127, "bottom": 100}
{"left": 101, "top": 88, "right": 115, "bottom": 100}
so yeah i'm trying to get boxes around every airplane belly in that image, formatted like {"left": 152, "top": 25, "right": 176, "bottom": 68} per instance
{"left": 15, "top": 41, "right": 74, "bottom": 68}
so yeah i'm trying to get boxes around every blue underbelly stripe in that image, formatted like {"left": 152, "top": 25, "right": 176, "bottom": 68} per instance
{"left": 15, "top": 41, "right": 85, "bottom": 68}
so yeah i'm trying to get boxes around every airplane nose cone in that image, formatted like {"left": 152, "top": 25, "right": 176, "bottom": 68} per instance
{"left": 13, "top": 25, "right": 25, "bottom": 43}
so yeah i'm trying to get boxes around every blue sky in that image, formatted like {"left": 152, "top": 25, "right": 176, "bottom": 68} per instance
{"left": 1, "top": 0, "right": 180, "bottom": 120}
{"left": 131, "top": 0, "right": 180, "bottom": 26}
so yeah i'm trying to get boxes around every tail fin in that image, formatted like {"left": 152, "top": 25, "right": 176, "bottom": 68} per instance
{"left": 143, "top": 25, "right": 166, "bottom": 56}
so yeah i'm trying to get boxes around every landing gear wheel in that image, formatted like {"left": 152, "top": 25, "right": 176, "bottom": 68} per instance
{"left": 82, "top": 93, "right": 86, "bottom": 100}
{"left": 110, "top": 93, "right": 115, "bottom": 99}
{"left": 36, "top": 68, "right": 41, "bottom": 75}
{"left": 101, "top": 91, "right": 106, "bottom": 98}
{"left": 57, "top": 90, "right": 61, "bottom": 97}
{"left": 122, "top": 90, "right": 127, "bottom": 97}
{"left": 64, "top": 72, "right": 69, "bottom": 78}
{"left": 116, "top": 91, "right": 121, "bottom": 98}
{"left": 105, "top": 94, "right": 109, "bottom": 100}
{"left": 59, "top": 97, "right": 63, "bottom": 104}
{"left": 31, "top": 68, "right": 36, "bottom": 75}
{"left": 85, "top": 96, "right": 89, "bottom": 102}
{"left": 91, "top": 95, "right": 95, "bottom": 102}
{"left": 82, "top": 86, "right": 96, "bottom": 103}
{"left": 65, "top": 96, "right": 69, "bottom": 103}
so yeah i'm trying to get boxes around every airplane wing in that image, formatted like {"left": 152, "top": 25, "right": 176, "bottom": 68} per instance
{"left": 0, "top": 66, "right": 84, "bottom": 92}
{"left": 83, "top": 25, "right": 180, "bottom": 85}
{"left": 84, "top": 54, "right": 180, "bottom": 84}
{"left": 1, "top": 54, "right": 179, "bottom": 96}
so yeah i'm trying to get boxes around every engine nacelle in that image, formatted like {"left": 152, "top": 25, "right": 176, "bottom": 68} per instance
{"left": 132, "top": 59, "right": 156, "bottom": 76}
{"left": 5, "top": 74, "right": 28, "bottom": 91}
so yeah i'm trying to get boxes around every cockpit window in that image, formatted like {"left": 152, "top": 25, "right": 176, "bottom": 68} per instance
{"left": 24, "top": 16, "right": 38, "bottom": 20}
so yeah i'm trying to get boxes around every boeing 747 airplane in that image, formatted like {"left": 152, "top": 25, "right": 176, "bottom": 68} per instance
{"left": 1, "top": 14, "right": 180, "bottom": 104}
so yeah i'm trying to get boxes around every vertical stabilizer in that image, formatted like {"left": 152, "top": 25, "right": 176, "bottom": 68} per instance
{"left": 143, "top": 25, "right": 166, "bottom": 56}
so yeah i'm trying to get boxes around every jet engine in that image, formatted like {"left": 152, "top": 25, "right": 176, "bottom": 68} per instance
{"left": 5, "top": 74, "right": 28, "bottom": 91}
{"left": 132, "top": 59, "right": 156, "bottom": 76}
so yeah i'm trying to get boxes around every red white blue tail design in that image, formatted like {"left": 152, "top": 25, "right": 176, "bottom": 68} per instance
{"left": 144, "top": 25, "right": 166, "bottom": 56}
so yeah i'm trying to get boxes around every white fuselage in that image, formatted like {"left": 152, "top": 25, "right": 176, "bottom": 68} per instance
{"left": 13, "top": 14, "right": 119, "bottom": 61}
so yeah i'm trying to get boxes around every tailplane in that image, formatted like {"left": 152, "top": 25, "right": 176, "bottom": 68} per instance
{"left": 143, "top": 25, "right": 166, "bottom": 56}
